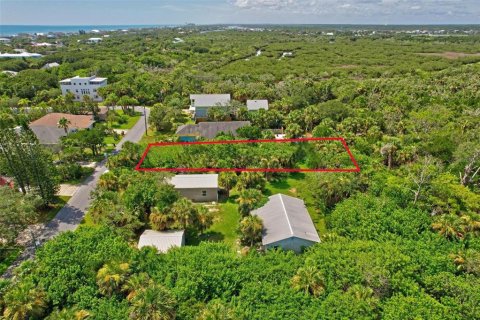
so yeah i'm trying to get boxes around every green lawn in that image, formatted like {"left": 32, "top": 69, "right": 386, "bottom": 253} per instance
{"left": 0, "top": 248, "right": 21, "bottom": 275}
{"left": 110, "top": 110, "right": 142, "bottom": 130}
{"left": 37, "top": 196, "right": 71, "bottom": 223}
{"left": 190, "top": 198, "right": 241, "bottom": 248}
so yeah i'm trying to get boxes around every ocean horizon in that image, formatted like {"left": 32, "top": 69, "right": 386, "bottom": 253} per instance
{"left": 0, "top": 24, "right": 175, "bottom": 36}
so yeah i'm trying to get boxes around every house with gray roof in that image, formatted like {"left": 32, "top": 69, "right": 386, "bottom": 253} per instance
{"left": 190, "top": 94, "right": 231, "bottom": 119}
{"left": 247, "top": 99, "right": 269, "bottom": 111}
{"left": 170, "top": 174, "right": 219, "bottom": 202}
{"left": 252, "top": 194, "right": 320, "bottom": 253}
{"left": 138, "top": 230, "right": 185, "bottom": 253}
{"left": 176, "top": 121, "right": 250, "bottom": 141}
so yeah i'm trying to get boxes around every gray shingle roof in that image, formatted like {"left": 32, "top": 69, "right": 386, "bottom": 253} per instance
{"left": 170, "top": 174, "right": 218, "bottom": 189}
{"left": 247, "top": 100, "right": 269, "bottom": 111}
{"left": 176, "top": 121, "right": 250, "bottom": 139}
{"left": 29, "top": 126, "right": 66, "bottom": 145}
{"left": 252, "top": 194, "right": 320, "bottom": 245}
{"left": 190, "top": 94, "right": 231, "bottom": 107}
{"left": 138, "top": 230, "right": 185, "bottom": 253}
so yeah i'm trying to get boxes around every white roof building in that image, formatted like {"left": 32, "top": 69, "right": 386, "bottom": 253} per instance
{"left": 170, "top": 174, "right": 218, "bottom": 189}
{"left": 247, "top": 100, "right": 269, "bottom": 111}
{"left": 252, "top": 194, "right": 320, "bottom": 253}
{"left": 0, "top": 52, "right": 42, "bottom": 58}
{"left": 190, "top": 94, "right": 231, "bottom": 108}
{"left": 0, "top": 38, "right": 11, "bottom": 43}
{"left": 59, "top": 75, "right": 107, "bottom": 102}
{"left": 87, "top": 37, "right": 102, "bottom": 43}
{"left": 42, "top": 62, "right": 60, "bottom": 69}
{"left": 138, "top": 230, "right": 185, "bottom": 253}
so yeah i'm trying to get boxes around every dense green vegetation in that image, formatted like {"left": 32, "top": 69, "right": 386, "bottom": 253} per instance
{"left": 0, "top": 26, "right": 479, "bottom": 319}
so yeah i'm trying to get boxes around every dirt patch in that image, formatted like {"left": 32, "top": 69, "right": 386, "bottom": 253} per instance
{"left": 337, "top": 64, "right": 359, "bottom": 68}
{"left": 289, "top": 188, "right": 298, "bottom": 195}
{"left": 417, "top": 52, "right": 480, "bottom": 60}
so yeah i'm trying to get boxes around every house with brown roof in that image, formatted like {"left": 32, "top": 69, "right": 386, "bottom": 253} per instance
{"left": 29, "top": 113, "right": 95, "bottom": 149}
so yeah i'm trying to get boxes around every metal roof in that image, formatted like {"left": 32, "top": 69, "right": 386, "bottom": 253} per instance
{"left": 176, "top": 121, "right": 250, "bottom": 139}
{"left": 190, "top": 94, "right": 231, "bottom": 107}
{"left": 170, "top": 174, "right": 218, "bottom": 189}
{"left": 138, "top": 230, "right": 184, "bottom": 253}
{"left": 252, "top": 194, "right": 320, "bottom": 245}
{"left": 247, "top": 100, "right": 269, "bottom": 111}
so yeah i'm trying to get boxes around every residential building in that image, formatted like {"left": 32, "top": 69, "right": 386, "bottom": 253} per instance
{"left": 29, "top": 113, "right": 95, "bottom": 149}
{"left": 170, "top": 174, "right": 219, "bottom": 202}
{"left": 247, "top": 100, "right": 269, "bottom": 111}
{"left": 0, "top": 176, "right": 14, "bottom": 189}
{"left": 0, "top": 52, "right": 42, "bottom": 58}
{"left": 59, "top": 76, "right": 107, "bottom": 102}
{"left": 87, "top": 37, "right": 102, "bottom": 44}
{"left": 138, "top": 230, "right": 185, "bottom": 253}
{"left": 190, "top": 94, "right": 231, "bottom": 119}
{"left": 252, "top": 194, "right": 320, "bottom": 253}
{"left": 42, "top": 62, "right": 60, "bottom": 69}
{"left": 176, "top": 121, "right": 250, "bottom": 141}
{"left": 0, "top": 38, "right": 11, "bottom": 43}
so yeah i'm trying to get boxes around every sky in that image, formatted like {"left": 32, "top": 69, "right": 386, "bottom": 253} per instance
{"left": 1, "top": 0, "right": 479, "bottom": 25}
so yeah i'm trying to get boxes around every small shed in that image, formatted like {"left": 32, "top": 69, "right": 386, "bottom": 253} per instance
{"left": 252, "top": 194, "right": 320, "bottom": 253}
{"left": 138, "top": 230, "right": 185, "bottom": 253}
{"left": 170, "top": 174, "right": 219, "bottom": 202}
{"left": 176, "top": 121, "right": 250, "bottom": 141}
{"left": 247, "top": 100, "right": 269, "bottom": 111}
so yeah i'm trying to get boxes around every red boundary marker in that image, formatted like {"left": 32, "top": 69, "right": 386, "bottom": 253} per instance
{"left": 135, "top": 137, "right": 361, "bottom": 173}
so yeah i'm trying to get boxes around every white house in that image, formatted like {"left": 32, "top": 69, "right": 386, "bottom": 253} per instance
{"left": 190, "top": 94, "right": 231, "bottom": 119}
{"left": 59, "top": 76, "right": 107, "bottom": 102}
{"left": 247, "top": 100, "right": 269, "bottom": 111}
{"left": 252, "top": 194, "right": 320, "bottom": 253}
{"left": 138, "top": 230, "right": 185, "bottom": 253}
{"left": 87, "top": 37, "right": 102, "bottom": 44}
{"left": 0, "top": 52, "right": 42, "bottom": 58}
{"left": 170, "top": 174, "right": 219, "bottom": 202}
{"left": 0, "top": 38, "right": 11, "bottom": 44}
{"left": 42, "top": 62, "right": 60, "bottom": 69}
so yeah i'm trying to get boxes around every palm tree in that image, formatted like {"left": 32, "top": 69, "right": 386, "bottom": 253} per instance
{"left": 291, "top": 266, "right": 326, "bottom": 297}
{"left": 380, "top": 142, "right": 398, "bottom": 169}
{"left": 347, "top": 285, "right": 374, "bottom": 300}
{"left": 57, "top": 117, "right": 71, "bottom": 134}
{"left": 236, "top": 189, "right": 263, "bottom": 216}
{"left": 238, "top": 215, "right": 263, "bottom": 247}
{"left": 460, "top": 214, "right": 480, "bottom": 236}
{"left": 170, "top": 198, "right": 197, "bottom": 229}
{"left": 149, "top": 208, "right": 172, "bottom": 231}
{"left": 129, "top": 284, "right": 176, "bottom": 320}
{"left": 96, "top": 262, "right": 130, "bottom": 297}
{"left": 196, "top": 206, "right": 214, "bottom": 234}
{"left": 198, "top": 299, "right": 235, "bottom": 320}
{"left": 2, "top": 281, "right": 48, "bottom": 320}
{"left": 431, "top": 214, "right": 464, "bottom": 240}
{"left": 122, "top": 273, "right": 153, "bottom": 301}
{"left": 218, "top": 172, "right": 238, "bottom": 197}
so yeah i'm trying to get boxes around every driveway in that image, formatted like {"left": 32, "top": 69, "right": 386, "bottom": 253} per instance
{"left": 2, "top": 107, "right": 150, "bottom": 279}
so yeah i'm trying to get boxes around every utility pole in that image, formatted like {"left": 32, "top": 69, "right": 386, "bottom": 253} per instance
{"left": 143, "top": 106, "right": 148, "bottom": 136}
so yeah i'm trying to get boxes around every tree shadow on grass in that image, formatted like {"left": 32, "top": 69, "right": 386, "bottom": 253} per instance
{"left": 187, "top": 231, "right": 225, "bottom": 246}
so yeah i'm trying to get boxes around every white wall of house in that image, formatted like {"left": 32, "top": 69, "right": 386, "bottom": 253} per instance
{"left": 60, "top": 76, "right": 107, "bottom": 102}
{"left": 176, "top": 187, "right": 218, "bottom": 202}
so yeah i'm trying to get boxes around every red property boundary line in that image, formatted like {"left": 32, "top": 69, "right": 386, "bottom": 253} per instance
{"left": 135, "top": 137, "right": 361, "bottom": 173}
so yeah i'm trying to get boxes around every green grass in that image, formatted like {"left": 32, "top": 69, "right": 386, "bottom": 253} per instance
{"left": 82, "top": 212, "right": 96, "bottom": 227}
{"left": 0, "top": 248, "right": 21, "bottom": 275}
{"left": 37, "top": 196, "right": 71, "bottom": 223}
{"left": 199, "top": 199, "right": 241, "bottom": 248}
{"left": 111, "top": 110, "right": 142, "bottom": 130}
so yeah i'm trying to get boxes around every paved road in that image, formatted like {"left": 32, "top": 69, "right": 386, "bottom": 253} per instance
{"left": 2, "top": 107, "right": 149, "bottom": 279}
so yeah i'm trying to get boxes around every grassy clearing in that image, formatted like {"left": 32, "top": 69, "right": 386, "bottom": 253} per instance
{"left": 110, "top": 110, "right": 142, "bottom": 130}
{"left": 190, "top": 198, "right": 241, "bottom": 249}
{"left": 37, "top": 196, "right": 71, "bottom": 223}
